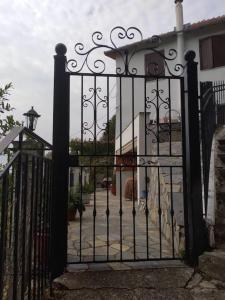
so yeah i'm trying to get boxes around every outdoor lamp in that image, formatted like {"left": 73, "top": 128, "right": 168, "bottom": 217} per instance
{"left": 23, "top": 106, "right": 41, "bottom": 131}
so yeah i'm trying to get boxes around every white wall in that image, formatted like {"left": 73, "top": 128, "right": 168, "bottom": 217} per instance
{"left": 115, "top": 112, "right": 152, "bottom": 202}
{"left": 115, "top": 26, "right": 225, "bottom": 137}
{"left": 115, "top": 41, "right": 182, "bottom": 137}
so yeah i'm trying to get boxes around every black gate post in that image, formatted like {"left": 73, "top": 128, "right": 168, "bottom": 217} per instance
{"left": 51, "top": 43, "right": 70, "bottom": 279}
{"left": 184, "top": 51, "right": 205, "bottom": 265}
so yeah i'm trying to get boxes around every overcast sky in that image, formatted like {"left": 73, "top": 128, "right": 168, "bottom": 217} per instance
{"left": 0, "top": 0, "right": 224, "bottom": 143}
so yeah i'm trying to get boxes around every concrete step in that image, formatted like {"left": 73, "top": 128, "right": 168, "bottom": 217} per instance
{"left": 198, "top": 250, "right": 225, "bottom": 282}
{"left": 51, "top": 265, "right": 194, "bottom": 299}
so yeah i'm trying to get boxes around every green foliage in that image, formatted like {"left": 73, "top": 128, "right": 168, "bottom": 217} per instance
{"left": 69, "top": 115, "right": 116, "bottom": 186}
{"left": 81, "top": 183, "right": 94, "bottom": 194}
{"left": 0, "top": 83, "right": 21, "bottom": 138}
{"left": 99, "top": 114, "right": 116, "bottom": 143}
{"left": 70, "top": 114, "right": 116, "bottom": 155}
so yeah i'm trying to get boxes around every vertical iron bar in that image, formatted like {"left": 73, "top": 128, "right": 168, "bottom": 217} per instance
{"left": 107, "top": 76, "right": 109, "bottom": 155}
{"left": 119, "top": 164, "right": 122, "bottom": 261}
{"left": 79, "top": 166, "right": 83, "bottom": 262}
{"left": 119, "top": 77, "right": 122, "bottom": 156}
{"left": 132, "top": 77, "right": 136, "bottom": 260}
{"left": 44, "top": 160, "right": 50, "bottom": 285}
{"left": 106, "top": 166, "right": 109, "bottom": 261}
{"left": 132, "top": 164, "right": 136, "bottom": 260}
{"left": 21, "top": 155, "right": 28, "bottom": 300}
{"left": 81, "top": 75, "right": 84, "bottom": 155}
{"left": 132, "top": 77, "right": 135, "bottom": 154}
{"left": 12, "top": 133, "right": 22, "bottom": 300}
{"left": 156, "top": 79, "right": 159, "bottom": 155}
{"left": 145, "top": 166, "right": 149, "bottom": 259}
{"left": 28, "top": 157, "right": 35, "bottom": 300}
{"left": 94, "top": 76, "right": 97, "bottom": 154}
{"left": 157, "top": 167, "right": 162, "bottom": 258}
{"left": 93, "top": 167, "right": 96, "bottom": 261}
{"left": 0, "top": 174, "right": 9, "bottom": 300}
{"left": 170, "top": 167, "right": 175, "bottom": 258}
{"left": 106, "top": 76, "right": 110, "bottom": 261}
{"left": 47, "top": 161, "right": 52, "bottom": 283}
{"left": 33, "top": 157, "right": 40, "bottom": 300}
{"left": 9, "top": 165, "right": 15, "bottom": 249}
{"left": 37, "top": 157, "right": 44, "bottom": 299}
{"left": 144, "top": 77, "right": 147, "bottom": 155}
{"left": 41, "top": 160, "right": 47, "bottom": 294}
{"left": 168, "top": 79, "right": 172, "bottom": 155}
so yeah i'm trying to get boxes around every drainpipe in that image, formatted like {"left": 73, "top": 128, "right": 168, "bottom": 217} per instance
{"left": 175, "top": 0, "right": 184, "bottom": 115}
{"left": 175, "top": 0, "right": 184, "bottom": 66}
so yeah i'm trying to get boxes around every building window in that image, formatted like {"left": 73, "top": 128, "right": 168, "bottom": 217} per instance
{"left": 145, "top": 50, "right": 165, "bottom": 79}
{"left": 200, "top": 34, "right": 225, "bottom": 70}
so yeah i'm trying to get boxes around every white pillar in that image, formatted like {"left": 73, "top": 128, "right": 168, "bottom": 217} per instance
{"left": 175, "top": 0, "right": 184, "bottom": 113}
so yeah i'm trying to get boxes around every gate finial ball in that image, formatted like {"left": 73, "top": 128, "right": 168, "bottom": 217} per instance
{"left": 55, "top": 43, "right": 67, "bottom": 56}
{"left": 185, "top": 50, "right": 196, "bottom": 62}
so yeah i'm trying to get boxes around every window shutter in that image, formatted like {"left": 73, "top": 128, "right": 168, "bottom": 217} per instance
{"left": 199, "top": 37, "right": 213, "bottom": 70}
{"left": 145, "top": 50, "right": 165, "bottom": 78}
{"left": 212, "top": 34, "right": 225, "bottom": 68}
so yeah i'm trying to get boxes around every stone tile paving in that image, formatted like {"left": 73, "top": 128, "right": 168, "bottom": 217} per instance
{"left": 67, "top": 189, "right": 176, "bottom": 266}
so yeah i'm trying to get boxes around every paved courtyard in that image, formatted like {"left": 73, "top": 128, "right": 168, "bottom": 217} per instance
{"left": 67, "top": 189, "right": 175, "bottom": 265}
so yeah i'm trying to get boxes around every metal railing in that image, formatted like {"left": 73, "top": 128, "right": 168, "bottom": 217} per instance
{"left": 200, "top": 82, "right": 216, "bottom": 217}
{"left": 0, "top": 127, "right": 52, "bottom": 299}
{"left": 213, "top": 80, "right": 225, "bottom": 125}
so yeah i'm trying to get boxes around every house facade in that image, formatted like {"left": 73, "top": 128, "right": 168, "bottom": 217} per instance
{"left": 105, "top": 0, "right": 225, "bottom": 252}
{"left": 106, "top": 0, "right": 225, "bottom": 201}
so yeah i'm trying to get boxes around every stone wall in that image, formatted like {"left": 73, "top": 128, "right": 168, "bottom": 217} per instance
{"left": 147, "top": 139, "right": 185, "bottom": 255}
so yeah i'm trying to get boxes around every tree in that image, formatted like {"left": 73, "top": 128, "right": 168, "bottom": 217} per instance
{"left": 99, "top": 114, "right": 116, "bottom": 143}
{"left": 70, "top": 115, "right": 116, "bottom": 183}
{"left": 0, "top": 83, "right": 21, "bottom": 139}
{"left": 70, "top": 114, "right": 116, "bottom": 155}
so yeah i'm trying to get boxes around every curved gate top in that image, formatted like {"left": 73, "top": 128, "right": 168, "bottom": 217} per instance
{"left": 51, "top": 27, "right": 204, "bottom": 279}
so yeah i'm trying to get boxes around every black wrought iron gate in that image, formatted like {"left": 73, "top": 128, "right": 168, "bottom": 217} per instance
{"left": 51, "top": 27, "right": 205, "bottom": 279}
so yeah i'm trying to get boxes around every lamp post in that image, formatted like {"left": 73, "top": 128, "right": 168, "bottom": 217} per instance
{"left": 23, "top": 106, "right": 41, "bottom": 131}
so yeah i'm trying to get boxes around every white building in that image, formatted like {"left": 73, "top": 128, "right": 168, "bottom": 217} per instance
{"left": 106, "top": 0, "right": 225, "bottom": 251}
{"left": 106, "top": 0, "right": 225, "bottom": 203}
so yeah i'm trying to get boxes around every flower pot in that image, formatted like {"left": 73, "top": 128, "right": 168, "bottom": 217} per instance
{"left": 111, "top": 184, "right": 116, "bottom": 195}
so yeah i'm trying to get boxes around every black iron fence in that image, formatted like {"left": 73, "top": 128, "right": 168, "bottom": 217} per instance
{"left": 213, "top": 80, "right": 225, "bottom": 125}
{"left": 200, "top": 82, "right": 216, "bottom": 216}
{"left": 0, "top": 127, "right": 52, "bottom": 299}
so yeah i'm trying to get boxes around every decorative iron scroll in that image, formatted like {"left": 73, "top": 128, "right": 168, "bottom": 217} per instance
{"left": 66, "top": 26, "right": 185, "bottom": 76}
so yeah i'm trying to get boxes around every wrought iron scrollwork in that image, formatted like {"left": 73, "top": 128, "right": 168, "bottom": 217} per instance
{"left": 81, "top": 86, "right": 109, "bottom": 139}
{"left": 66, "top": 26, "right": 185, "bottom": 76}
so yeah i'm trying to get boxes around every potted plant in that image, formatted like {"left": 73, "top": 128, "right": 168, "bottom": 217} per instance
{"left": 68, "top": 189, "right": 86, "bottom": 220}
{"left": 81, "top": 183, "right": 94, "bottom": 205}
{"left": 74, "top": 191, "right": 86, "bottom": 216}
{"left": 111, "top": 172, "right": 116, "bottom": 195}
{"left": 68, "top": 190, "right": 76, "bottom": 221}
